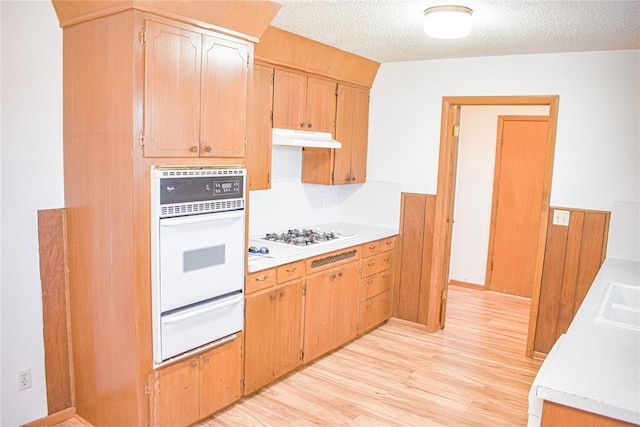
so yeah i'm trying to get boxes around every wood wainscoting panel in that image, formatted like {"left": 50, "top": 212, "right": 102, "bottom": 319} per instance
{"left": 38, "top": 208, "right": 74, "bottom": 413}
{"left": 533, "top": 207, "right": 609, "bottom": 355}
{"left": 393, "top": 193, "right": 436, "bottom": 325}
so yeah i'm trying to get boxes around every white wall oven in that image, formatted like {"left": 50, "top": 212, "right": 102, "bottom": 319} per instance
{"left": 151, "top": 166, "right": 245, "bottom": 366}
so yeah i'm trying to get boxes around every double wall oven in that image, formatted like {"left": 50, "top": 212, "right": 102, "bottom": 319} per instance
{"left": 151, "top": 166, "right": 245, "bottom": 366}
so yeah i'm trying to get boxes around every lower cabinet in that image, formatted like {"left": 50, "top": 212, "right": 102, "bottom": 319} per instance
{"left": 358, "top": 237, "right": 395, "bottom": 334}
{"left": 151, "top": 335, "right": 242, "bottom": 426}
{"left": 303, "top": 260, "right": 360, "bottom": 363}
{"left": 244, "top": 279, "right": 304, "bottom": 395}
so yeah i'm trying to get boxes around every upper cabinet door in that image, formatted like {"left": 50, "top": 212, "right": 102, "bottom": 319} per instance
{"left": 144, "top": 20, "right": 202, "bottom": 157}
{"left": 200, "top": 34, "right": 249, "bottom": 157}
{"left": 334, "top": 84, "right": 370, "bottom": 184}
{"left": 246, "top": 63, "right": 274, "bottom": 190}
{"left": 306, "top": 77, "right": 337, "bottom": 133}
{"left": 273, "top": 69, "right": 307, "bottom": 130}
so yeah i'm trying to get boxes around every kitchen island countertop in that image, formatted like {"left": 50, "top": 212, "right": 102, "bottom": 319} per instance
{"left": 536, "top": 256, "right": 640, "bottom": 424}
{"left": 247, "top": 222, "right": 399, "bottom": 273}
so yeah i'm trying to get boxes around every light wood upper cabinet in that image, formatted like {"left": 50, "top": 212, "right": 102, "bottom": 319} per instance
{"left": 143, "top": 20, "right": 250, "bottom": 158}
{"left": 273, "top": 69, "right": 337, "bottom": 133}
{"left": 333, "top": 84, "right": 370, "bottom": 184}
{"left": 302, "top": 83, "right": 370, "bottom": 185}
{"left": 246, "top": 63, "right": 274, "bottom": 190}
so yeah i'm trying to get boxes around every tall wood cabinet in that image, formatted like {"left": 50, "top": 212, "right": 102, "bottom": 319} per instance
{"left": 52, "top": 4, "right": 263, "bottom": 424}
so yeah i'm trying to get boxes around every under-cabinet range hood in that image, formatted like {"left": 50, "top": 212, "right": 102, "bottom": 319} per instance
{"left": 272, "top": 128, "right": 342, "bottom": 149}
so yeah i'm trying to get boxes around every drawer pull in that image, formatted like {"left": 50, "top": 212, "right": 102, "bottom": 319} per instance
{"left": 367, "top": 279, "right": 374, "bottom": 285}
{"left": 368, "top": 245, "right": 376, "bottom": 250}
{"left": 367, "top": 260, "right": 375, "bottom": 267}
{"left": 255, "top": 275, "right": 268, "bottom": 282}
{"left": 384, "top": 257, "right": 391, "bottom": 262}
{"left": 286, "top": 267, "right": 297, "bottom": 273}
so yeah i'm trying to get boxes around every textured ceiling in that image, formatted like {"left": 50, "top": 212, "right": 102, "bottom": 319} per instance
{"left": 270, "top": 0, "right": 640, "bottom": 63}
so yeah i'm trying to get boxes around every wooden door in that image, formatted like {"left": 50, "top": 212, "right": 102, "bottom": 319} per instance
{"left": 303, "top": 270, "right": 335, "bottom": 363}
{"left": 247, "top": 63, "right": 274, "bottom": 190}
{"left": 487, "top": 116, "right": 549, "bottom": 297}
{"left": 337, "top": 84, "right": 370, "bottom": 184}
{"left": 274, "top": 280, "right": 304, "bottom": 379}
{"left": 144, "top": 20, "right": 202, "bottom": 157}
{"left": 332, "top": 264, "right": 360, "bottom": 347}
{"left": 154, "top": 357, "right": 200, "bottom": 426}
{"left": 199, "top": 336, "right": 242, "bottom": 416}
{"left": 273, "top": 69, "right": 307, "bottom": 130}
{"left": 305, "top": 77, "right": 337, "bottom": 133}
{"left": 244, "top": 288, "right": 277, "bottom": 394}
{"left": 200, "top": 34, "right": 249, "bottom": 157}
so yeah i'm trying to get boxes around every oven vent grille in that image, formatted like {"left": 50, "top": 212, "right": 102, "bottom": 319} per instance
{"left": 157, "top": 168, "right": 244, "bottom": 178}
{"left": 310, "top": 249, "right": 358, "bottom": 269}
{"left": 161, "top": 199, "right": 244, "bottom": 217}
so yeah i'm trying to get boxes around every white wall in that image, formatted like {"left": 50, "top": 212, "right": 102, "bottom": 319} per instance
{"left": 1, "top": 1, "right": 63, "bottom": 425}
{"left": 368, "top": 50, "right": 640, "bottom": 211}
{"left": 449, "top": 105, "right": 549, "bottom": 286}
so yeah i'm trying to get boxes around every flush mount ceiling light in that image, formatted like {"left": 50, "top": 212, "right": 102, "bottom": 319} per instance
{"left": 423, "top": 5, "right": 473, "bottom": 39}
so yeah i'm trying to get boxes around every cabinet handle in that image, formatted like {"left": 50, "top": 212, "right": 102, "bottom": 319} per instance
{"left": 367, "top": 279, "right": 374, "bottom": 285}
{"left": 255, "top": 275, "right": 268, "bottom": 282}
{"left": 382, "top": 272, "right": 390, "bottom": 279}
{"left": 351, "top": 176, "right": 356, "bottom": 182}
{"left": 271, "top": 293, "right": 277, "bottom": 300}
{"left": 367, "top": 260, "right": 375, "bottom": 267}
{"left": 204, "top": 145, "right": 212, "bottom": 153}
{"left": 308, "top": 123, "right": 313, "bottom": 128}
{"left": 300, "top": 122, "right": 306, "bottom": 128}
{"left": 331, "top": 273, "right": 337, "bottom": 279}
{"left": 192, "top": 361, "right": 198, "bottom": 368}
{"left": 368, "top": 245, "right": 376, "bottom": 250}
{"left": 286, "top": 267, "right": 297, "bottom": 273}
{"left": 190, "top": 146, "right": 198, "bottom": 153}
{"left": 280, "top": 290, "right": 286, "bottom": 297}
{"left": 384, "top": 257, "right": 391, "bottom": 262}
{"left": 385, "top": 240, "right": 393, "bottom": 245}
{"left": 203, "top": 357, "right": 210, "bottom": 364}
{"left": 339, "top": 272, "right": 343, "bottom": 277}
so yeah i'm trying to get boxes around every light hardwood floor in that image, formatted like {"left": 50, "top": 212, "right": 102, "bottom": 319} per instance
{"left": 197, "top": 285, "right": 542, "bottom": 426}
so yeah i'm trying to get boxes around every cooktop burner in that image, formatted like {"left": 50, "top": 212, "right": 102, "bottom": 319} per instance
{"left": 263, "top": 228, "right": 339, "bottom": 246}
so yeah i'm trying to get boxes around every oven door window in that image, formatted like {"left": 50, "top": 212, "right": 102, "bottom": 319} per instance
{"left": 159, "top": 210, "right": 244, "bottom": 312}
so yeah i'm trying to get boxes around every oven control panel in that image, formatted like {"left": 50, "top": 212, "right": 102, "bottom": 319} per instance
{"left": 151, "top": 166, "right": 245, "bottom": 218}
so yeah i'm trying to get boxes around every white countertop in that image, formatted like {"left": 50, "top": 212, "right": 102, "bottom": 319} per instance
{"left": 247, "top": 222, "right": 399, "bottom": 273}
{"left": 536, "top": 257, "right": 640, "bottom": 424}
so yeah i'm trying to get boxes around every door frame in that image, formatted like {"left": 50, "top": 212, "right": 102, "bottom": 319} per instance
{"left": 427, "top": 95, "right": 559, "bottom": 357}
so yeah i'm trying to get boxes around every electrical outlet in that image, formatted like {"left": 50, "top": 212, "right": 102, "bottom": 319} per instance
{"left": 552, "top": 209, "right": 570, "bottom": 226}
{"left": 18, "top": 369, "right": 32, "bottom": 391}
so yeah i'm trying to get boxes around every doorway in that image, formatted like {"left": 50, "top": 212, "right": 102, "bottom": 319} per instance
{"left": 427, "top": 96, "right": 559, "bottom": 357}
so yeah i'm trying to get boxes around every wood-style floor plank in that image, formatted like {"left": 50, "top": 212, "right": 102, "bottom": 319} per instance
{"left": 197, "top": 286, "right": 542, "bottom": 426}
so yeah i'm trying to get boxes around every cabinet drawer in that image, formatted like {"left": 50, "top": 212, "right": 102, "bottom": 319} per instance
{"left": 276, "top": 260, "right": 305, "bottom": 283}
{"left": 360, "top": 269, "right": 393, "bottom": 301}
{"left": 362, "top": 240, "right": 380, "bottom": 258}
{"left": 380, "top": 236, "right": 396, "bottom": 253}
{"left": 358, "top": 291, "right": 391, "bottom": 334}
{"left": 246, "top": 269, "right": 276, "bottom": 294}
{"left": 361, "top": 252, "right": 393, "bottom": 278}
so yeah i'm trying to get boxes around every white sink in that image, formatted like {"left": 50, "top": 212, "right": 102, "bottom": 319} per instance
{"left": 596, "top": 282, "right": 640, "bottom": 331}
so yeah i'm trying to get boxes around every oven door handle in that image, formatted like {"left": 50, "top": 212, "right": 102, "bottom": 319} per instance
{"left": 162, "top": 293, "right": 243, "bottom": 324}
{"left": 160, "top": 210, "right": 244, "bottom": 226}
